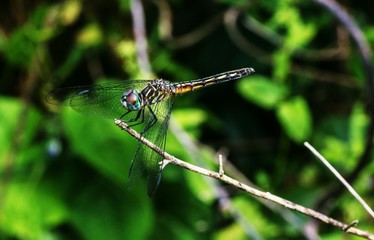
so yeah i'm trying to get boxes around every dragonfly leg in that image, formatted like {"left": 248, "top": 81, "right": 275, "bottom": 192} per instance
{"left": 120, "top": 108, "right": 144, "bottom": 126}
{"left": 120, "top": 106, "right": 157, "bottom": 133}
{"left": 127, "top": 109, "right": 146, "bottom": 128}
{"left": 140, "top": 105, "right": 157, "bottom": 134}
{"left": 127, "top": 109, "right": 146, "bottom": 177}
{"left": 120, "top": 110, "right": 132, "bottom": 119}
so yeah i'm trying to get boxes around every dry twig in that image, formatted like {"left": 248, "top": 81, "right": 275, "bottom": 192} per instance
{"left": 115, "top": 119, "right": 374, "bottom": 240}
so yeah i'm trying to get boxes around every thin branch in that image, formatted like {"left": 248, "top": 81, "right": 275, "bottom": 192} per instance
{"left": 224, "top": 8, "right": 270, "bottom": 62}
{"left": 218, "top": 154, "right": 224, "bottom": 177}
{"left": 311, "top": 0, "right": 374, "bottom": 215}
{"left": 343, "top": 220, "right": 359, "bottom": 232}
{"left": 305, "top": 142, "right": 374, "bottom": 219}
{"left": 130, "top": 0, "right": 153, "bottom": 76}
{"left": 155, "top": 0, "right": 223, "bottom": 49}
{"left": 114, "top": 119, "right": 374, "bottom": 239}
{"left": 171, "top": 120, "right": 309, "bottom": 236}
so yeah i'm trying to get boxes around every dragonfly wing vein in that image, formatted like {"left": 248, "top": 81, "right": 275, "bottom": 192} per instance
{"left": 127, "top": 94, "right": 174, "bottom": 197}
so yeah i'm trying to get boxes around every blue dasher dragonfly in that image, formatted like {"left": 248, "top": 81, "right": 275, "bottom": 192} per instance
{"left": 46, "top": 67, "right": 255, "bottom": 196}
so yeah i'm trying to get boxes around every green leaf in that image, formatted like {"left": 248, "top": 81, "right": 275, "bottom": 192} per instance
{"left": 3, "top": 27, "right": 37, "bottom": 68}
{"left": 1, "top": 182, "right": 67, "bottom": 240}
{"left": 0, "top": 97, "right": 44, "bottom": 168}
{"left": 76, "top": 23, "right": 103, "bottom": 48}
{"left": 116, "top": 40, "right": 141, "bottom": 78}
{"left": 276, "top": 96, "right": 312, "bottom": 142}
{"left": 237, "top": 75, "right": 288, "bottom": 109}
{"left": 152, "top": 49, "right": 196, "bottom": 81}
{"left": 0, "top": 98, "right": 21, "bottom": 168}
{"left": 173, "top": 108, "right": 207, "bottom": 138}
{"left": 184, "top": 167, "right": 215, "bottom": 204}
{"left": 62, "top": 109, "right": 137, "bottom": 185}
{"left": 321, "top": 136, "right": 351, "bottom": 168}
{"left": 269, "top": 1, "right": 315, "bottom": 50}
{"left": 319, "top": 103, "right": 369, "bottom": 170}
{"left": 213, "top": 223, "right": 247, "bottom": 240}
{"left": 119, "top": 0, "right": 131, "bottom": 11}
{"left": 58, "top": 0, "right": 82, "bottom": 25}
{"left": 273, "top": 50, "right": 291, "bottom": 81}
{"left": 349, "top": 103, "right": 369, "bottom": 156}
{"left": 2, "top": 5, "right": 57, "bottom": 68}
{"left": 154, "top": 215, "right": 200, "bottom": 240}
{"left": 71, "top": 181, "right": 153, "bottom": 240}
{"left": 231, "top": 196, "right": 280, "bottom": 239}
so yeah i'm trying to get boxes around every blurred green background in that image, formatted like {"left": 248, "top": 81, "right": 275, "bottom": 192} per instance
{"left": 1, "top": 0, "right": 374, "bottom": 239}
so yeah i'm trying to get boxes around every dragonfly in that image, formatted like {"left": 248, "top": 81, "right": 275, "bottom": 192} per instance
{"left": 46, "top": 67, "right": 255, "bottom": 196}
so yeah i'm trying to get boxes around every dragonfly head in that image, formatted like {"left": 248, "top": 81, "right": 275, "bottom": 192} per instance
{"left": 121, "top": 89, "right": 142, "bottom": 111}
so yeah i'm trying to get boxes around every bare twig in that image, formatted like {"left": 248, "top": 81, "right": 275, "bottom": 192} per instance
{"left": 305, "top": 142, "right": 374, "bottom": 219}
{"left": 155, "top": 0, "right": 223, "bottom": 48}
{"left": 311, "top": 0, "right": 374, "bottom": 216}
{"left": 218, "top": 154, "right": 224, "bottom": 177}
{"left": 114, "top": 119, "right": 374, "bottom": 239}
{"left": 130, "top": 0, "right": 153, "bottom": 76}
{"left": 343, "top": 220, "right": 359, "bottom": 232}
{"left": 216, "top": 150, "right": 309, "bottom": 234}
{"left": 224, "top": 8, "right": 270, "bottom": 61}
{"left": 170, "top": 120, "right": 310, "bottom": 237}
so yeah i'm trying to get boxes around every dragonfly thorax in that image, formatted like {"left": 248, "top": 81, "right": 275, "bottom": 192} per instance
{"left": 121, "top": 88, "right": 142, "bottom": 111}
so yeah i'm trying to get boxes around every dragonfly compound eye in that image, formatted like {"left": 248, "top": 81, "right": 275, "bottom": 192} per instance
{"left": 121, "top": 89, "right": 141, "bottom": 111}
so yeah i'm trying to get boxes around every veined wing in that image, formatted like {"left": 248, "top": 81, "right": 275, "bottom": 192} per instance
{"left": 128, "top": 93, "right": 174, "bottom": 197}
{"left": 46, "top": 80, "right": 151, "bottom": 120}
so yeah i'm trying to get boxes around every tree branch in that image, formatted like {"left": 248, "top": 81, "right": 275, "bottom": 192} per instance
{"left": 311, "top": 0, "right": 374, "bottom": 213}
{"left": 114, "top": 119, "right": 374, "bottom": 239}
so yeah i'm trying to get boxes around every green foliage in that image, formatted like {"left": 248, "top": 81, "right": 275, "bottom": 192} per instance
{"left": 70, "top": 182, "right": 153, "bottom": 240}
{"left": 116, "top": 40, "right": 141, "bottom": 78}
{"left": 238, "top": 77, "right": 312, "bottom": 142}
{"left": 349, "top": 104, "right": 369, "bottom": 156}
{"left": 237, "top": 75, "right": 288, "bottom": 109}
{"left": 1, "top": 182, "right": 67, "bottom": 239}
{"left": 319, "top": 104, "right": 368, "bottom": 170}
{"left": 184, "top": 169, "right": 216, "bottom": 204}
{"left": 173, "top": 108, "right": 208, "bottom": 138}
{"left": 232, "top": 196, "right": 281, "bottom": 238}
{"left": 1, "top": 0, "right": 374, "bottom": 239}
{"left": 0, "top": 97, "right": 44, "bottom": 168}
{"left": 276, "top": 96, "right": 312, "bottom": 142}
{"left": 213, "top": 223, "right": 247, "bottom": 240}
{"left": 268, "top": 0, "right": 316, "bottom": 81}
{"left": 152, "top": 49, "right": 197, "bottom": 80}
{"left": 2, "top": 5, "right": 57, "bottom": 68}
{"left": 269, "top": 0, "right": 316, "bottom": 50}
{"left": 62, "top": 109, "right": 134, "bottom": 185}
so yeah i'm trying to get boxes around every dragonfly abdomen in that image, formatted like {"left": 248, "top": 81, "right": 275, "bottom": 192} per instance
{"left": 172, "top": 67, "right": 254, "bottom": 95}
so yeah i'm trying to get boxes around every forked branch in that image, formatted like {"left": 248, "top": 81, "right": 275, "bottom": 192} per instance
{"left": 115, "top": 119, "right": 374, "bottom": 239}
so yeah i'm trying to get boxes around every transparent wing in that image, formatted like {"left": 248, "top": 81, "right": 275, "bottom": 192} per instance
{"left": 128, "top": 94, "right": 174, "bottom": 197}
{"left": 47, "top": 79, "right": 174, "bottom": 196}
{"left": 45, "top": 80, "right": 151, "bottom": 120}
